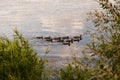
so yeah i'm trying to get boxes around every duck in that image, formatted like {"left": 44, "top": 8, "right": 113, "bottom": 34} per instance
{"left": 53, "top": 37, "right": 61, "bottom": 40}
{"left": 62, "top": 41, "right": 71, "bottom": 46}
{"left": 65, "top": 39, "right": 73, "bottom": 43}
{"left": 73, "top": 35, "right": 82, "bottom": 39}
{"left": 57, "top": 39, "right": 64, "bottom": 42}
{"left": 46, "top": 38, "right": 53, "bottom": 42}
{"left": 44, "top": 36, "right": 51, "bottom": 39}
{"left": 73, "top": 38, "right": 80, "bottom": 42}
{"left": 36, "top": 36, "right": 43, "bottom": 39}
{"left": 80, "top": 35, "right": 82, "bottom": 40}
{"left": 62, "top": 36, "right": 69, "bottom": 39}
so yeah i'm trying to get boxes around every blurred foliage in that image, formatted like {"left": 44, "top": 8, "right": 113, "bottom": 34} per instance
{"left": 86, "top": 0, "right": 120, "bottom": 79}
{"left": 0, "top": 29, "right": 45, "bottom": 80}
{"left": 58, "top": 0, "right": 120, "bottom": 80}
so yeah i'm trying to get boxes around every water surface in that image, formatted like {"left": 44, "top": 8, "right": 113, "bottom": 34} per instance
{"left": 0, "top": 0, "right": 99, "bottom": 64}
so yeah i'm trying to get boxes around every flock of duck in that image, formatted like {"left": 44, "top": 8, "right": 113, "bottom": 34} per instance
{"left": 36, "top": 35, "right": 82, "bottom": 46}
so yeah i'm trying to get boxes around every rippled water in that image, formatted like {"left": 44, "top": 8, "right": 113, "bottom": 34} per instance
{"left": 0, "top": 0, "right": 99, "bottom": 63}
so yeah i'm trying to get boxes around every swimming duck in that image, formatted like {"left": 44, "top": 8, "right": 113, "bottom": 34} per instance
{"left": 44, "top": 36, "right": 51, "bottom": 39}
{"left": 62, "top": 41, "right": 71, "bottom": 46}
{"left": 73, "top": 38, "right": 80, "bottom": 42}
{"left": 66, "top": 39, "right": 73, "bottom": 43}
{"left": 80, "top": 35, "right": 82, "bottom": 40}
{"left": 46, "top": 38, "right": 53, "bottom": 42}
{"left": 73, "top": 35, "right": 82, "bottom": 39}
{"left": 57, "top": 39, "right": 64, "bottom": 42}
{"left": 53, "top": 37, "right": 61, "bottom": 40}
{"left": 36, "top": 36, "right": 43, "bottom": 39}
{"left": 62, "top": 36, "right": 69, "bottom": 39}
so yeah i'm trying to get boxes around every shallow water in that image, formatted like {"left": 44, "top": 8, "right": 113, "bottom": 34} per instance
{"left": 0, "top": 0, "right": 99, "bottom": 64}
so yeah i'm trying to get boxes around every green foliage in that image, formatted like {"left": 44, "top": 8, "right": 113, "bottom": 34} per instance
{"left": 58, "top": 56, "right": 92, "bottom": 80}
{"left": 0, "top": 30, "right": 44, "bottom": 80}
{"left": 57, "top": 0, "right": 120, "bottom": 80}
{"left": 86, "top": 0, "right": 120, "bottom": 79}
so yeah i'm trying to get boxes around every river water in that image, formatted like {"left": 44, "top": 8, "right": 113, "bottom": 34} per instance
{"left": 0, "top": 0, "right": 99, "bottom": 64}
